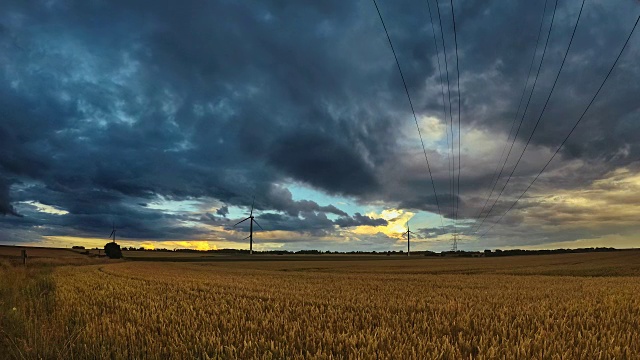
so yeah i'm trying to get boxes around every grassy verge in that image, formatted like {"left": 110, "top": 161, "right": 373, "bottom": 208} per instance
{"left": 0, "top": 260, "right": 84, "bottom": 359}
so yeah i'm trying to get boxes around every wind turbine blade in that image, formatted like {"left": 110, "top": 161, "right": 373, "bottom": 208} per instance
{"left": 234, "top": 217, "right": 250, "bottom": 227}
{"left": 250, "top": 196, "right": 255, "bottom": 216}
{"left": 243, "top": 235, "right": 251, "bottom": 240}
{"left": 109, "top": 230, "right": 115, "bottom": 238}
{"left": 252, "top": 219, "right": 264, "bottom": 231}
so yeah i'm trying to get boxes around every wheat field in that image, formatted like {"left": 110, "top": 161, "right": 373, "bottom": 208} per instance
{"left": 2, "top": 251, "right": 640, "bottom": 359}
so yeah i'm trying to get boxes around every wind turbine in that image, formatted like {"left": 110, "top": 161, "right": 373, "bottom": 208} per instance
{"left": 402, "top": 222, "right": 414, "bottom": 256}
{"left": 233, "top": 197, "right": 263, "bottom": 254}
{"left": 108, "top": 222, "right": 117, "bottom": 243}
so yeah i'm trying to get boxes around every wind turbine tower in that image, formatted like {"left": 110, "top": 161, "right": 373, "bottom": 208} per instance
{"left": 402, "top": 222, "right": 414, "bottom": 256}
{"left": 109, "top": 222, "right": 117, "bottom": 243}
{"left": 233, "top": 197, "right": 264, "bottom": 255}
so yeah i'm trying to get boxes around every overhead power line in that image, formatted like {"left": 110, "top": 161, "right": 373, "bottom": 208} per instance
{"left": 372, "top": 0, "right": 446, "bottom": 235}
{"left": 475, "top": 0, "right": 584, "bottom": 234}
{"left": 434, "top": 0, "right": 457, "bottom": 232}
{"left": 480, "top": 13, "right": 640, "bottom": 239}
{"left": 450, "top": 0, "right": 462, "bottom": 234}
{"left": 425, "top": 0, "right": 453, "bottom": 230}
{"left": 469, "top": 0, "right": 551, "bottom": 233}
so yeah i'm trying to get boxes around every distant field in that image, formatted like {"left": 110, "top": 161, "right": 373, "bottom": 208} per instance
{"left": 0, "top": 245, "right": 86, "bottom": 258}
{"left": 121, "top": 250, "right": 400, "bottom": 262}
{"left": 2, "top": 250, "right": 639, "bottom": 359}
{"left": 92, "top": 248, "right": 640, "bottom": 276}
{"left": 122, "top": 250, "right": 216, "bottom": 258}
{"left": 0, "top": 245, "right": 116, "bottom": 267}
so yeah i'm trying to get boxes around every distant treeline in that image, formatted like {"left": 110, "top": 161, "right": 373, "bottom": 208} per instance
{"left": 480, "top": 247, "right": 618, "bottom": 257}
{"left": 104, "top": 246, "right": 623, "bottom": 257}
{"left": 119, "top": 247, "right": 439, "bottom": 255}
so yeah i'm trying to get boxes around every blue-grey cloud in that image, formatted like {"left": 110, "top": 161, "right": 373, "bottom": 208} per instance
{"left": 334, "top": 213, "right": 388, "bottom": 228}
{"left": 216, "top": 205, "right": 229, "bottom": 217}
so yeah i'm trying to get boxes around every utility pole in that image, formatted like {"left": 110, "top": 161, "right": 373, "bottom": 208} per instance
{"left": 452, "top": 233, "right": 459, "bottom": 252}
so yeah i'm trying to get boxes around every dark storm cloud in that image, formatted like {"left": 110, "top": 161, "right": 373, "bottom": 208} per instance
{"left": 263, "top": 185, "right": 349, "bottom": 217}
{"left": 230, "top": 211, "right": 386, "bottom": 234}
{"left": 216, "top": 205, "right": 229, "bottom": 218}
{"left": 0, "top": 0, "right": 638, "bottom": 248}
{"left": 334, "top": 213, "right": 388, "bottom": 228}
{"left": 252, "top": 212, "right": 334, "bottom": 235}
{"left": 415, "top": 227, "right": 442, "bottom": 239}
{"left": 458, "top": 2, "right": 640, "bottom": 168}
{"left": 268, "top": 132, "right": 379, "bottom": 196}
{"left": 0, "top": 178, "right": 21, "bottom": 217}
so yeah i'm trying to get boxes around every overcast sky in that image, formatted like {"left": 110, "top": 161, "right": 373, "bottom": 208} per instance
{"left": 0, "top": 0, "right": 639, "bottom": 252}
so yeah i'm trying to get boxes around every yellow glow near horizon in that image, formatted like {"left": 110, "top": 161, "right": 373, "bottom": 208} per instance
{"left": 40, "top": 236, "right": 232, "bottom": 251}
{"left": 353, "top": 209, "right": 414, "bottom": 237}
{"left": 513, "top": 166, "right": 640, "bottom": 236}
{"left": 161, "top": 241, "right": 216, "bottom": 251}
{"left": 512, "top": 233, "right": 640, "bottom": 251}
{"left": 39, "top": 236, "right": 141, "bottom": 248}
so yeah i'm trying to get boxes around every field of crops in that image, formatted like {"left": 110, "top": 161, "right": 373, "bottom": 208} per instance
{"left": 0, "top": 245, "right": 88, "bottom": 259}
{"left": 0, "top": 245, "right": 111, "bottom": 267}
{"left": 2, "top": 251, "right": 640, "bottom": 359}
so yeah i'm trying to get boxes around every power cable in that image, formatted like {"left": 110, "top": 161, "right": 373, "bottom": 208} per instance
{"left": 475, "top": 0, "right": 583, "bottom": 234}
{"left": 469, "top": 0, "right": 550, "bottom": 233}
{"left": 372, "top": 0, "right": 447, "bottom": 235}
{"left": 450, "top": 0, "right": 462, "bottom": 234}
{"left": 425, "top": 0, "right": 453, "bottom": 230}
{"left": 434, "top": 0, "right": 457, "bottom": 234}
{"left": 480, "top": 13, "right": 640, "bottom": 238}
